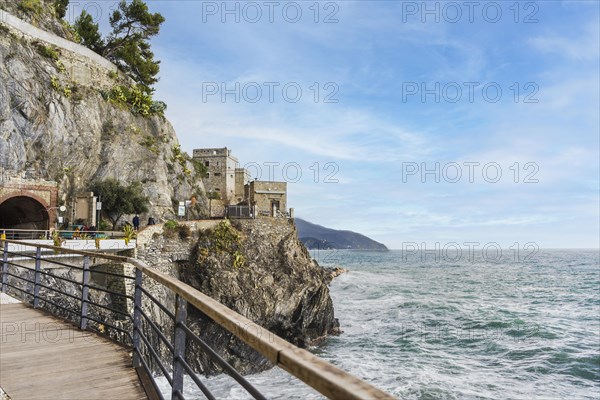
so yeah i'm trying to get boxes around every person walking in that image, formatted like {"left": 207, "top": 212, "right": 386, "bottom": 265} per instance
{"left": 133, "top": 215, "right": 140, "bottom": 231}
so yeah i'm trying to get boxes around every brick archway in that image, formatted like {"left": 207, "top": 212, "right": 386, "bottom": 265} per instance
{"left": 0, "top": 192, "right": 51, "bottom": 230}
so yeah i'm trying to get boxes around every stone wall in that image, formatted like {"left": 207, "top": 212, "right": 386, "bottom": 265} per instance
{"left": 0, "top": 176, "right": 58, "bottom": 207}
{"left": 0, "top": 8, "right": 118, "bottom": 91}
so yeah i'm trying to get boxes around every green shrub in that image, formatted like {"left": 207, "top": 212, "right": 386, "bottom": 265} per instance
{"left": 18, "top": 0, "right": 43, "bottom": 15}
{"left": 98, "top": 220, "right": 111, "bottom": 231}
{"left": 53, "top": 0, "right": 69, "bottom": 19}
{"left": 36, "top": 43, "right": 59, "bottom": 60}
{"left": 164, "top": 220, "right": 179, "bottom": 230}
{"left": 50, "top": 76, "right": 60, "bottom": 90}
{"left": 140, "top": 135, "right": 159, "bottom": 155}
{"left": 196, "top": 221, "right": 246, "bottom": 269}
{"left": 104, "top": 84, "right": 165, "bottom": 117}
{"left": 56, "top": 60, "right": 66, "bottom": 73}
{"left": 60, "top": 20, "right": 81, "bottom": 43}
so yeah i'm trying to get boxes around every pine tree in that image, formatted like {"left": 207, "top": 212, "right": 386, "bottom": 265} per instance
{"left": 74, "top": 10, "right": 103, "bottom": 53}
{"left": 102, "top": 0, "right": 165, "bottom": 93}
{"left": 53, "top": 0, "right": 69, "bottom": 19}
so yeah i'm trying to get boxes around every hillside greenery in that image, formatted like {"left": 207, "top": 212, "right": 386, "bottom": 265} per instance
{"left": 71, "top": 0, "right": 164, "bottom": 94}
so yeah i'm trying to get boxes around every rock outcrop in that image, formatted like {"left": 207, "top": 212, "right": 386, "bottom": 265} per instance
{"left": 0, "top": 5, "right": 206, "bottom": 219}
{"left": 136, "top": 219, "right": 340, "bottom": 375}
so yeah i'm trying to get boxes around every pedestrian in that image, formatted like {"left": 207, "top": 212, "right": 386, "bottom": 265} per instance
{"left": 147, "top": 216, "right": 156, "bottom": 225}
{"left": 133, "top": 215, "right": 140, "bottom": 231}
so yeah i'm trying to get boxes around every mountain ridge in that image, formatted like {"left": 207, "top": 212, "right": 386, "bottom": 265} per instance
{"left": 295, "top": 218, "right": 388, "bottom": 250}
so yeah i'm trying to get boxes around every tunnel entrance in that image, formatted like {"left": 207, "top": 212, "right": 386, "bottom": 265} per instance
{"left": 0, "top": 196, "right": 49, "bottom": 230}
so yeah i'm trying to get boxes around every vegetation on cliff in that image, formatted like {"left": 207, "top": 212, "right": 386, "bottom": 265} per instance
{"left": 0, "top": 5, "right": 205, "bottom": 220}
{"left": 74, "top": 0, "right": 165, "bottom": 93}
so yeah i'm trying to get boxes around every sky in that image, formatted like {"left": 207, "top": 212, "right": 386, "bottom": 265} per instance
{"left": 67, "top": 1, "right": 599, "bottom": 249}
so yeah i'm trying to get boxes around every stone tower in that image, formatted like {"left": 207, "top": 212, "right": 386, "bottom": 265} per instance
{"left": 192, "top": 148, "right": 239, "bottom": 202}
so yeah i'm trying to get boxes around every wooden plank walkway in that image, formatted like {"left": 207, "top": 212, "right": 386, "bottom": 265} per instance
{"left": 0, "top": 302, "right": 147, "bottom": 400}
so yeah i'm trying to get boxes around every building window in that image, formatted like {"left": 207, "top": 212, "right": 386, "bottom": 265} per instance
{"left": 215, "top": 188, "right": 220, "bottom": 191}
{"left": 206, "top": 173, "right": 210, "bottom": 178}
{"left": 214, "top": 173, "right": 221, "bottom": 177}
{"left": 205, "top": 161, "right": 209, "bottom": 167}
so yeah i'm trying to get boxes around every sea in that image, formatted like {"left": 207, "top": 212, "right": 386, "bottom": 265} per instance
{"left": 158, "top": 249, "right": 600, "bottom": 399}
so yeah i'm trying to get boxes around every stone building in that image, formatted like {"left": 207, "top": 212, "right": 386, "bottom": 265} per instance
{"left": 193, "top": 147, "right": 289, "bottom": 218}
{"left": 192, "top": 148, "right": 241, "bottom": 202}
{"left": 247, "top": 181, "right": 287, "bottom": 217}
{"left": 234, "top": 168, "right": 249, "bottom": 204}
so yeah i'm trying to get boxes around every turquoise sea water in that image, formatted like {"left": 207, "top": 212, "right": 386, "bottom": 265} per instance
{"left": 161, "top": 249, "right": 600, "bottom": 399}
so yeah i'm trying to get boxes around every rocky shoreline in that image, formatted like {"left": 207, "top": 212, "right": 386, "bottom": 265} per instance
{"left": 323, "top": 266, "right": 349, "bottom": 285}
{"left": 135, "top": 218, "right": 341, "bottom": 375}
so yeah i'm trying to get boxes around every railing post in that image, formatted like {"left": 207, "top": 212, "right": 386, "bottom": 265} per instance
{"left": 33, "top": 246, "right": 42, "bottom": 308}
{"left": 132, "top": 268, "right": 142, "bottom": 367}
{"left": 1, "top": 241, "right": 8, "bottom": 293}
{"left": 79, "top": 255, "right": 90, "bottom": 330}
{"left": 172, "top": 294, "right": 188, "bottom": 400}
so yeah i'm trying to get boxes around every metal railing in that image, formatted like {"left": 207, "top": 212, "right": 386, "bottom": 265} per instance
{"left": 226, "top": 205, "right": 253, "bottom": 219}
{"left": 0, "top": 239, "right": 396, "bottom": 400}
{"left": 1, "top": 228, "right": 125, "bottom": 240}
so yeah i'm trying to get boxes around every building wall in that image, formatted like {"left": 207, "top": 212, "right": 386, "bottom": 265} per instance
{"left": 234, "top": 168, "right": 250, "bottom": 203}
{"left": 224, "top": 156, "right": 237, "bottom": 201}
{"left": 192, "top": 148, "right": 239, "bottom": 202}
{"left": 74, "top": 192, "right": 97, "bottom": 226}
{"left": 248, "top": 181, "right": 287, "bottom": 217}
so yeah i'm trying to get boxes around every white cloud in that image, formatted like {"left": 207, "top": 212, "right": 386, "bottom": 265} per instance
{"left": 528, "top": 22, "right": 600, "bottom": 62}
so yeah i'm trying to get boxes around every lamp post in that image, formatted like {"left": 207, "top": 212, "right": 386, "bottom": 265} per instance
{"left": 96, "top": 194, "right": 102, "bottom": 230}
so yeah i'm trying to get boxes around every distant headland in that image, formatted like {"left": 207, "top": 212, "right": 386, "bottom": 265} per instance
{"left": 295, "top": 218, "right": 388, "bottom": 250}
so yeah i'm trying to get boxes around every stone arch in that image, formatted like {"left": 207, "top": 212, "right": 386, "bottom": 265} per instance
{"left": 0, "top": 192, "right": 50, "bottom": 230}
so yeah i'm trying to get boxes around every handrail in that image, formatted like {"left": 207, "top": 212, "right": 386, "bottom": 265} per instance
{"left": 0, "top": 239, "right": 396, "bottom": 399}
{"left": 0, "top": 228, "right": 125, "bottom": 239}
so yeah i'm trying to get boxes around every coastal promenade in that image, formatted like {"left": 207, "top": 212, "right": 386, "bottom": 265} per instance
{"left": 0, "top": 237, "right": 396, "bottom": 400}
{"left": 0, "top": 294, "right": 146, "bottom": 399}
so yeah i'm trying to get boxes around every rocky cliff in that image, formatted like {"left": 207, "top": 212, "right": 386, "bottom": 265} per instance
{"left": 0, "top": 4, "right": 340, "bottom": 377}
{"left": 0, "top": 4, "right": 206, "bottom": 219}
{"left": 136, "top": 219, "right": 340, "bottom": 374}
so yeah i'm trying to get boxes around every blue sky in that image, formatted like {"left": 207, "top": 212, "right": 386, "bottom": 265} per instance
{"left": 70, "top": 1, "right": 599, "bottom": 249}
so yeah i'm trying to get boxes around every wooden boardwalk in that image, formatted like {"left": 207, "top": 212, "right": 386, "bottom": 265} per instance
{"left": 0, "top": 302, "right": 147, "bottom": 400}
